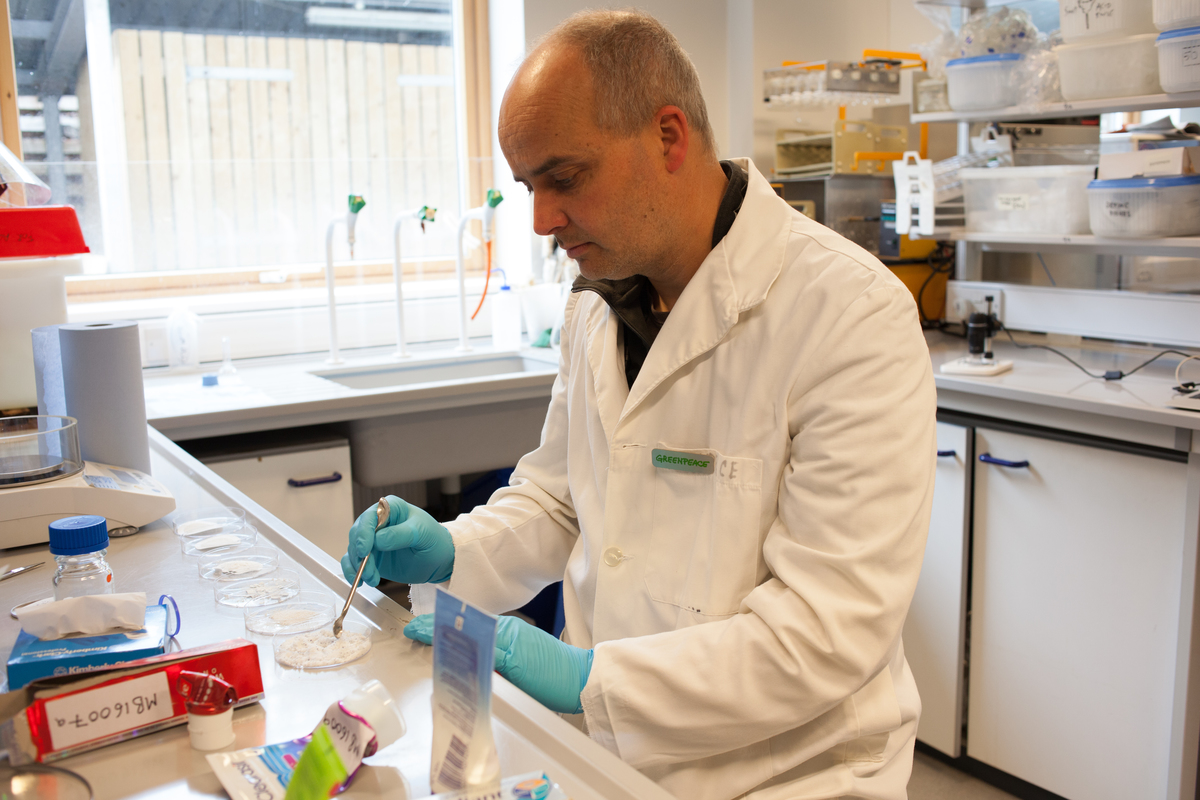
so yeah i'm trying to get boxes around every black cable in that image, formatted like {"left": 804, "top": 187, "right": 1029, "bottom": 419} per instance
{"left": 1000, "top": 325, "right": 1196, "bottom": 381}
{"left": 916, "top": 244, "right": 955, "bottom": 328}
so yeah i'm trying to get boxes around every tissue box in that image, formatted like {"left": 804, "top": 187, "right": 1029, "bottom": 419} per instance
{"left": 7, "top": 605, "right": 168, "bottom": 690}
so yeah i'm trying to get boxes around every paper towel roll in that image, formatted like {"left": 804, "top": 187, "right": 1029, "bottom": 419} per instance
{"left": 32, "top": 324, "right": 66, "bottom": 417}
{"left": 54, "top": 321, "right": 151, "bottom": 473}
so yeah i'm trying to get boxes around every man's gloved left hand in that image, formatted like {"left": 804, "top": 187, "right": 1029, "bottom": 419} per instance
{"left": 404, "top": 614, "right": 594, "bottom": 715}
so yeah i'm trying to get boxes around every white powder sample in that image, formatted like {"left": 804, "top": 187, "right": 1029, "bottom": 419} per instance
{"left": 177, "top": 519, "right": 225, "bottom": 536}
{"left": 276, "top": 630, "right": 371, "bottom": 669}
{"left": 194, "top": 533, "right": 241, "bottom": 551}
{"left": 270, "top": 608, "right": 319, "bottom": 626}
{"left": 218, "top": 559, "right": 266, "bottom": 576}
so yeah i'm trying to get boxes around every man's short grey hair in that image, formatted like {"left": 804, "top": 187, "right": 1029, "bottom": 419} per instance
{"left": 539, "top": 9, "right": 717, "bottom": 156}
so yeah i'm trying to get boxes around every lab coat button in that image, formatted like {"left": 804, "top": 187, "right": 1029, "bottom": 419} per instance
{"left": 603, "top": 546, "right": 624, "bottom": 567}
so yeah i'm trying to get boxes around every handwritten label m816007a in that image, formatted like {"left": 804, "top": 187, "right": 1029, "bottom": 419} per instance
{"left": 44, "top": 672, "right": 174, "bottom": 751}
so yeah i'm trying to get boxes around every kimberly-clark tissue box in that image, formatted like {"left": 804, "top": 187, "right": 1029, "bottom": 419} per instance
{"left": 7, "top": 605, "right": 168, "bottom": 690}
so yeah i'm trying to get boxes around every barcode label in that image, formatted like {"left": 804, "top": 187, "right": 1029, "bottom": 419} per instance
{"left": 435, "top": 733, "right": 469, "bottom": 790}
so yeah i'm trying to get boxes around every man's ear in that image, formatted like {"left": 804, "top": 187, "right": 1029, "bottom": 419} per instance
{"left": 656, "top": 105, "right": 689, "bottom": 173}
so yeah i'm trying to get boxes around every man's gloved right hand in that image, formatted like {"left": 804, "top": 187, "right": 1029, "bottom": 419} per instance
{"left": 341, "top": 495, "right": 455, "bottom": 587}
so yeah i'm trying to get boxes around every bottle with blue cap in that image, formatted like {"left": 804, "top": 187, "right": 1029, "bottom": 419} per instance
{"left": 49, "top": 516, "right": 114, "bottom": 600}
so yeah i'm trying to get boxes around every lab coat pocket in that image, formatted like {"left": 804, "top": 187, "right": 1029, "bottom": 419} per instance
{"left": 645, "top": 447, "right": 763, "bottom": 618}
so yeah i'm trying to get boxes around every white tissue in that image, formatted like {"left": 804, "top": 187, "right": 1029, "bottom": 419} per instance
{"left": 15, "top": 592, "right": 148, "bottom": 640}
{"left": 409, "top": 583, "right": 437, "bottom": 617}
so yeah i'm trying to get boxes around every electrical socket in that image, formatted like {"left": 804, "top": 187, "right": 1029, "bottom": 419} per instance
{"left": 945, "top": 285, "right": 1004, "bottom": 323}
{"left": 139, "top": 320, "right": 169, "bottom": 368}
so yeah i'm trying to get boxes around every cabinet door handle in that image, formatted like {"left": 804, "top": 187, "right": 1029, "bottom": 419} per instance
{"left": 978, "top": 453, "right": 1030, "bottom": 469}
{"left": 937, "top": 449, "right": 957, "bottom": 457}
{"left": 287, "top": 471, "right": 343, "bottom": 487}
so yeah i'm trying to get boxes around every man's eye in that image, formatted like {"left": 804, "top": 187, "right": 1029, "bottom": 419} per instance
{"left": 554, "top": 174, "right": 575, "bottom": 188}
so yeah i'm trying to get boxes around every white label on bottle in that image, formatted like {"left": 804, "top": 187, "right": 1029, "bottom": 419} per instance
{"left": 45, "top": 672, "right": 174, "bottom": 751}
{"left": 996, "top": 194, "right": 1030, "bottom": 211}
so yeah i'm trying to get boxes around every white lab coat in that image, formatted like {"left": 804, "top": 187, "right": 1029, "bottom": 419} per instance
{"left": 442, "top": 158, "right": 937, "bottom": 800}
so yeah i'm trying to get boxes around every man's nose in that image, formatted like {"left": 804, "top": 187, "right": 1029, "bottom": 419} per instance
{"left": 532, "top": 192, "right": 567, "bottom": 237}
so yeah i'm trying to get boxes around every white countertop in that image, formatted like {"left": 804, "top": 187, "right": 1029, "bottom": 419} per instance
{"left": 0, "top": 430, "right": 669, "bottom": 800}
{"left": 927, "top": 332, "right": 1200, "bottom": 439}
{"left": 144, "top": 340, "right": 560, "bottom": 441}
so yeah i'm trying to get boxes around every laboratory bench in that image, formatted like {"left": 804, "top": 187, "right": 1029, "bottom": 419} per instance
{"left": 0, "top": 428, "right": 671, "bottom": 800}
{"left": 135, "top": 329, "right": 1200, "bottom": 800}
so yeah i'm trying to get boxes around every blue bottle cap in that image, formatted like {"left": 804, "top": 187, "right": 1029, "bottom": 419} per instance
{"left": 202, "top": 374, "right": 219, "bottom": 386}
{"left": 48, "top": 515, "right": 109, "bottom": 556}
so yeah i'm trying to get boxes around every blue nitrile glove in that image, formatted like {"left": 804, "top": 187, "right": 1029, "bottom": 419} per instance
{"left": 404, "top": 614, "right": 594, "bottom": 715}
{"left": 341, "top": 495, "right": 454, "bottom": 587}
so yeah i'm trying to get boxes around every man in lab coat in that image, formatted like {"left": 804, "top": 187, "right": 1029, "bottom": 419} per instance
{"left": 344, "top": 9, "right": 936, "bottom": 799}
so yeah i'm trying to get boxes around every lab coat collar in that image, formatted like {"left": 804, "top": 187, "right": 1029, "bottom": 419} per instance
{"left": 618, "top": 158, "right": 789, "bottom": 425}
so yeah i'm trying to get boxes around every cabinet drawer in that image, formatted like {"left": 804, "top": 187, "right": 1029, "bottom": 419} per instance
{"left": 968, "top": 428, "right": 1188, "bottom": 800}
{"left": 207, "top": 445, "right": 354, "bottom": 561}
{"left": 904, "top": 421, "right": 971, "bottom": 757}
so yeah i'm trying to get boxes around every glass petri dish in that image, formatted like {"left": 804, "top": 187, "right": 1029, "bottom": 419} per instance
{"left": 0, "top": 762, "right": 93, "bottom": 800}
{"left": 181, "top": 525, "right": 258, "bottom": 558}
{"left": 217, "top": 569, "right": 302, "bottom": 608}
{"left": 244, "top": 591, "right": 337, "bottom": 634}
{"left": 198, "top": 545, "right": 279, "bottom": 582}
{"left": 171, "top": 506, "right": 247, "bottom": 537}
{"left": 273, "top": 620, "right": 372, "bottom": 671}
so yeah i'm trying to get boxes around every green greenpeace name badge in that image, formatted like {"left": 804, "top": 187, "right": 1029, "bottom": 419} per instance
{"left": 652, "top": 449, "right": 714, "bottom": 474}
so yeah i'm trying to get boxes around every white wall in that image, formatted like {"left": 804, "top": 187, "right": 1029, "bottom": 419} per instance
{"left": 522, "top": 0, "right": 731, "bottom": 156}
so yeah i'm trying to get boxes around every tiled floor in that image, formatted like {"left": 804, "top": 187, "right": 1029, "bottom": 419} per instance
{"left": 910, "top": 751, "right": 1020, "bottom": 800}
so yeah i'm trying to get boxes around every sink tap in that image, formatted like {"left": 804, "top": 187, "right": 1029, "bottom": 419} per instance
{"left": 454, "top": 189, "right": 504, "bottom": 353}
{"left": 324, "top": 194, "right": 366, "bottom": 365}
{"left": 392, "top": 205, "right": 436, "bottom": 359}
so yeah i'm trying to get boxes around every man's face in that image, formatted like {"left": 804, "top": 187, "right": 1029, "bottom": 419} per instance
{"left": 499, "top": 48, "right": 667, "bottom": 282}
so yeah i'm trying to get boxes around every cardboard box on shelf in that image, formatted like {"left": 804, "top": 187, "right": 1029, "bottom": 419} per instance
{"left": 1098, "top": 147, "right": 1197, "bottom": 180}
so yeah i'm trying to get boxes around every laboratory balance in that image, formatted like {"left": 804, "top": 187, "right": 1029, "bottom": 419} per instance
{"left": 0, "top": 416, "right": 175, "bottom": 549}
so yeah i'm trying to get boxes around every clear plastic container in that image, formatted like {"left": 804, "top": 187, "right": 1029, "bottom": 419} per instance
{"left": 945, "top": 54, "right": 1023, "bottom": 111}
{"left": 49, "top": 515, "right": 114, "bottom": 600}
{"left": 1059, "top": 0, "right": 1156, "bottom": 42}
{"left": 198, "top": 545, "right": 279, "bottom": 582}
{"left": 1055, "top": 34, "right": 1162, "bottom": 100}
{"left": 1155, "top": 0, "right": 1200, "bottom": 30}
{"left": 1156, "top": 26, "right": 1200, "bottom": 91}
{"left": 491, "top": 286, "right": 522, "bottom": 352}
{"left": 216, "top": 569, "right": 302, "bottom": 608}
{"left": 963, "top": 165, "right": 1096, "bottom": 234}
{"left": 1087, "top": 175, "right": 1200, "bottom": 237}
{"left": 244, "top": 591, "right": 337, "bottom": 634}
{"left": 181, "top": 525, "right": 258, "bottom": 558}
{"left": 171, "top": 507, "right": 246, "bottom": 537}
{"left": 0, "top": 415, "right": 83, "bottom": 488}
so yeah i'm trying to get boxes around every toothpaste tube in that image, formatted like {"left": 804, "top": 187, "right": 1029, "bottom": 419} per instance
{"left": 207, "top": 692, "right": 383, "bottom": 800}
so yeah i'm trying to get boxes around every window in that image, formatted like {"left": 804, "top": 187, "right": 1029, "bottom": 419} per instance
{"left": 6, "top": 0, "right": 505, "bottom": 361}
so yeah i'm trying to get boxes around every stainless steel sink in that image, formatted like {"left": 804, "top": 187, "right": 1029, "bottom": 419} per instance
{"left": 313, "top": 351, "right": 560, "bottom": 486}
{"left": 312, "top": 354, "right": 555, "bottom": 391}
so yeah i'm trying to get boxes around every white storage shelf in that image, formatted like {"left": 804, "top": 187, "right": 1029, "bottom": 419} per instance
{"left": 909, "top": 229, "right": 1200, "bottom": 257}
{"left": 911, "top": 89, "right": 1200, "bottom": 123}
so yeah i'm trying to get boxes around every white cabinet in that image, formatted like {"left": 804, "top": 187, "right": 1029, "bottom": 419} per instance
{"left": 904, "top": 421, "right": 971, "bottom": 757}
{"left": 968, "top": 427, "right": 1189, "bottom": 800}
{"left": 200, "top": 435, "right": 355, "bottom": 561}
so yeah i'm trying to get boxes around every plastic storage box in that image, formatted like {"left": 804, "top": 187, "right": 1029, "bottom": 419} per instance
{"left": 1059, "top": 0, "right": 1156, "bottom": 41}
{"left": 1154, "top": 0, "right": 1200, "bottom": 30}
{"left": 1087, "top": 175, "right": 1200, "bottom": 237}
{"left": 945, "top": 54, "right": 1023, "bottom": 111}
{"left": 962, "top": 165, "right": 1095, "bottom": 234}
{"left": 1056, "top": 34, "right": 1162, "bottom": 100}
{"left": 1156, "top": 26, "right": 1200, "bottom": 91}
